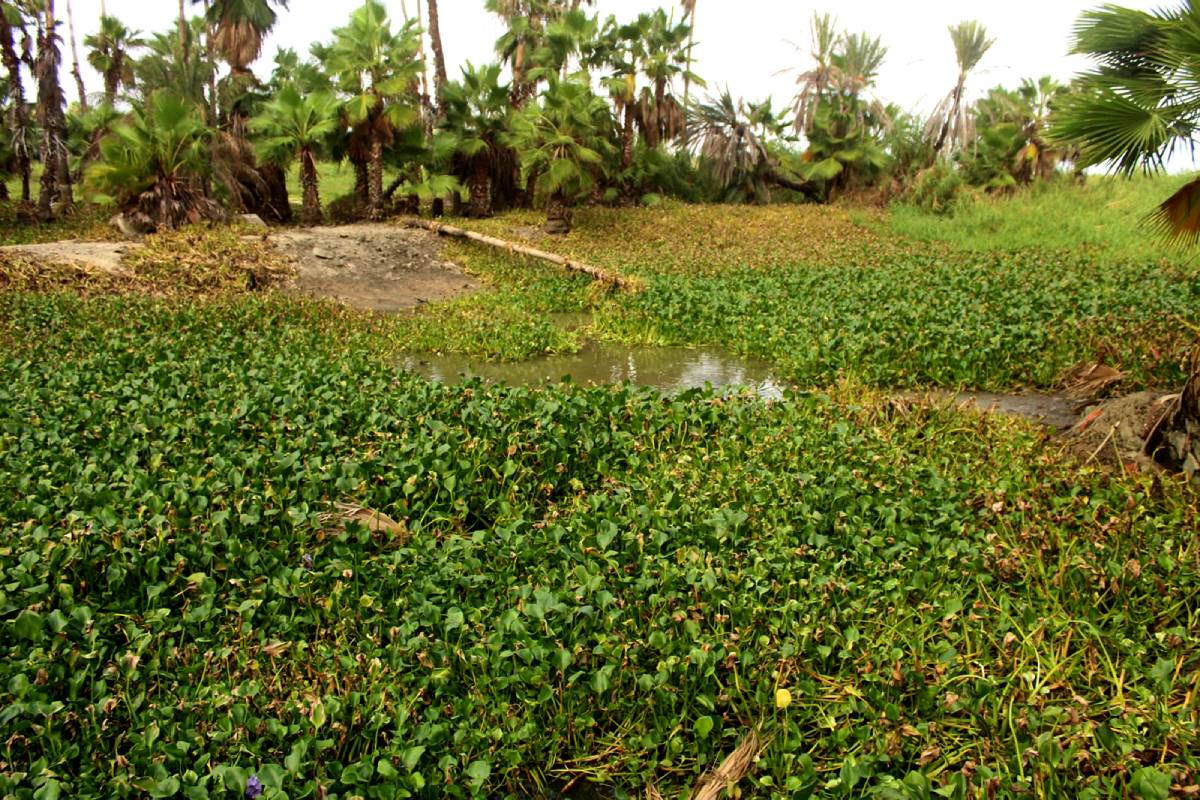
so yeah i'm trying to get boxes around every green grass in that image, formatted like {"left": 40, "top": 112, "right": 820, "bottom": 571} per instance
{"left": 283, "top": 161, "right": 361, "bottom": 206}
{"left": 1, "top": 291, "right": 1197, "bottom": 799}
{"left": 886, "top": 174, "right": 1199, "bottom": 264}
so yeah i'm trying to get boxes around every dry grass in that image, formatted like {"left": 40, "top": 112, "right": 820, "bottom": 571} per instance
{"left": 0, "top": 224, "right": 294, "bottom": 298}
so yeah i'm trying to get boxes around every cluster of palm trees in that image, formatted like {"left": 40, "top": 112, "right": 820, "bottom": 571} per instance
{"left": 0, "top": 0, "right": 1129, "bottom": 233}
{"left": 0, "top": 0, "right": 712, "bottom": 233}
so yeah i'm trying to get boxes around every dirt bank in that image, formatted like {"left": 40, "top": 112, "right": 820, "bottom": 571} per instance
{"left": 272, "top": 224, "right": 478, "bottom": 312}
{"left": 1, "top": 223, "right": 480, "bottom": 312}
{"left": 0, "top": 241, "right": 135, "bottom": 275}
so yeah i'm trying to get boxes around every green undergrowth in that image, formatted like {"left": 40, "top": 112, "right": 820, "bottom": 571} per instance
{"left": 0, "top": 202, "right": 117, "bottom": 246}
{"left": 440, "top": 206, "right": 1200, "bottom": 391}
{"left": 887, "top": 174, "right": 1198, "bottom": 265}
{"left": 596, "top": 250, "right": 1200, "bottom": 390}
{"left": 384, "top": 242, "right": 596, "bottom": 361}
{"left": 1, "top": 292, "right": 1198, "bottom": 799}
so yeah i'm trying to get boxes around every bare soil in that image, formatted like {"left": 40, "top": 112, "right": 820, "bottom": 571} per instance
{"left": 1, "top": 223, "right": 480, "bottom": 312}
{"left": 900, "top": 390, "right": 1080, "bottom": 431}
{"left": 272, "top": 224, "right": 478, "bottom": 312}
{"left": 1064, "top": 390, "right": 1177, "bottom": 467}
{"left": 0, "top": 241, "right": 135, "bottom": 275}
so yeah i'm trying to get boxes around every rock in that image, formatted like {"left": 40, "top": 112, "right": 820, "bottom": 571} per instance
{"left": 110, "top": 212, "right": 156, "bottom": 240}
{"left": 238, "top": 213, "right": 269, "bottom": 229}
{"left": 543, "top": 218, "right": 571, "bottom": 235}
{"left": 312, "top": 247, "right": 333, "bottom": 260}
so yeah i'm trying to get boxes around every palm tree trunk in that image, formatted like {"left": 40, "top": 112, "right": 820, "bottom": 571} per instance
{"left": 203, "top": 0, "right": 217, "bottom": 126}
{"left": 651, "top": 79, "right": 666, "bottom": 149}
{"left": 622, "top": 103, "right": 635, "bottom": 169}
{"left": 368, "top": 136, "right": 385, "bottom": 220}
{"left": 37, "top": 0, "right": 72, "bottom": 219}
{"left": 177, "top": 0, "right": 189, "bottom": 65}
{"left": 467, "top": 156, "right": 491, "bottom": 217}
{"left": 544, "top": 191, "right": 572, "bottom": 235}
{"left": 300, "top": 149, "right": 322, "bottom": 226}
{"left": 510, "top": 40, "right": 527, "bottom": 108}
{"left": 65, "top": 0, "right": 87, "bottom": 111}
{"left": 427, "top": 0, "right": 448, "bottom": 109}
{"left": 682, "top": 3, "right": 695, "bottom": 146}
{"left": 354, "top": 157, "right": 369, "bottom": 205}
{"left": 0, "top": 11, "right": 32, "bottom": 203}
{"left": 933, "top": 75, "right": 966, "bottom": 156}
{"left": 103, "top": 64, "right": 118, "bottom": 106}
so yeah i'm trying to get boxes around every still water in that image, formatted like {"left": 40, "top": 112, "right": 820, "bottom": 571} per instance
{"left": 400, "top": 341, "right": 785, "bottom": 399}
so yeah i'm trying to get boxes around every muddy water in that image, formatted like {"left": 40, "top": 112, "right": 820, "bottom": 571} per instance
{"left": 401, "top": 341, "right": 786, "bottom": 399}
{"left": 399, "top": 340, "right": 1082, "bottom": 429}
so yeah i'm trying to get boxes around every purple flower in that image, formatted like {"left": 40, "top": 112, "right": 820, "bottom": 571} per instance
{"left": 246, "top": 775, "right": 263, "bottom": 799}
{"left": 302, "top": 553, "right": 314, "bottom": 571}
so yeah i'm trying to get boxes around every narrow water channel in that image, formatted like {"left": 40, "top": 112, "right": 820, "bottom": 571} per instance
{"left": 400, "top": 341, "right": 786, "bottom": 399}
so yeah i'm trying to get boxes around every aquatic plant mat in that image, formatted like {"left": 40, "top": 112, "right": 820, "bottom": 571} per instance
{"left": 2, "top": 290, "right": 1198, "bottom": 798}
{"left": 1, "top": 203, "right": 1199, "bottom": 798}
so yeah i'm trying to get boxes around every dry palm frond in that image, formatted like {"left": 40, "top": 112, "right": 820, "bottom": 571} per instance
{"left": 213, "top": 18, "right": 262, "bottom": 72}
{"left": 1061, "top": 361, "right": 1125, "bottom": 402}
{"left": 691, "top": 730, "right": 761, "bottom": 800}
{"left": 1148, "top": 176, "right": 1200, "bottom": 246}
{"left": 324, "top": 502, "right": 409, "bottom": 541}
{"left": 791, "top": 12, "right": 838, "bottom": 135}
{"left": 925, "top": 21, "right": 994, "bottom": 156}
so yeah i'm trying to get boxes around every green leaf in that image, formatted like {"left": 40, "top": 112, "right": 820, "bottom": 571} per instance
{"left": 694, "top": 715, "right": 714, "bottom": 739}
{"left": 1130, "top": 767, "right": 1171, "bottom": 800}
{"left": 465, "top": 759, "right": 491, "bottom": 787}
{"left": 14, "top": 610, "right": 44, "bottom": 642}
{"left": 310, "top": 700, "right": 326, "bottom": 731}
{"left": 402, "top": 746, "right": 425, "bottom": 772}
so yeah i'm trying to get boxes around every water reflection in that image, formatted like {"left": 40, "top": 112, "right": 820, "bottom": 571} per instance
{"left": 401, "top": 341, "right": 785, "bottom": 399}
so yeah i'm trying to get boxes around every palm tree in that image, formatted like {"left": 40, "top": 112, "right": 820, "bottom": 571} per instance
{"left": 250, "top": 85, "right": 338, "bottom": 224}
{"left": 597, "top": 14, "right": 646, "bottom": 170}
{"left": 87, "top": 90, "right": 218, "bottom": 228}
{"left": 0, "top": 1, "right": 32, "bottom": 202}
{"left": 791, "top": 13, "right": 839, "bottom": 136}
{"left": 637, "top": 9, "right": 694, "bottom": 150}
{"left": 972, "top": 76, "right": 1072, "bottom": 185}
{"left": 690, "top": 89, "right": 817, "bottom": 204}
{"left": 322, "top": 0, "right": 423, "bottom": 220}
{"left": 197, "top": 0, "right": 287, "bottom": 78}
{"left": 510, "top": 77, "right": 613, "bottom": 233}
{"left": 84, "top": 15, "right": 142, "bottom": 105}
{"left": 1049, "top": 1, "right": 1200, "bottom": 474}
{"left": 925, "top": 21, "right": 994, "bottom": 157}
{"left": 487, "top": 0, "right": 590, "bottom": 108}
{"left": 36, "top": 0, "right": 73, "bottom": 219}
{"left": 134, "top": 22, "right": 214, "bottom": 108}
{"left": 436, "top": 62, "right": 514, "bottom": 217}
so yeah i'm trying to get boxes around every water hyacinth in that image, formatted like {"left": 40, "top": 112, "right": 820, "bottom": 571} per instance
{"left": 245, "top": 775, "right": 263, "bottom": 799}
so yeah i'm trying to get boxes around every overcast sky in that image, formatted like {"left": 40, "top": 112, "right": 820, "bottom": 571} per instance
{"left": 62, "top": 0, "right": 1191, "bottom": 169}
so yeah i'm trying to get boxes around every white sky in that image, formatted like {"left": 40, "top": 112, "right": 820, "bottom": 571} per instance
{"left": 61, "top": 0, "right": 1194, "bottom": 170}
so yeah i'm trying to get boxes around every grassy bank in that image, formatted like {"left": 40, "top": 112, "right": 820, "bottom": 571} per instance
{"left": 886, "top": 174, "right": 1196, "bottom": 263}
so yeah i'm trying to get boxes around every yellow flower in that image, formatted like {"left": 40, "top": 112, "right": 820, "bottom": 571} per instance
{"left": 775, "top": 688, "right": 792, "bottom": 709}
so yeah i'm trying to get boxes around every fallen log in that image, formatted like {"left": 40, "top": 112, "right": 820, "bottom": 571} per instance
{"left": 404, "top": 218, "right": 641, "bottom": 291}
